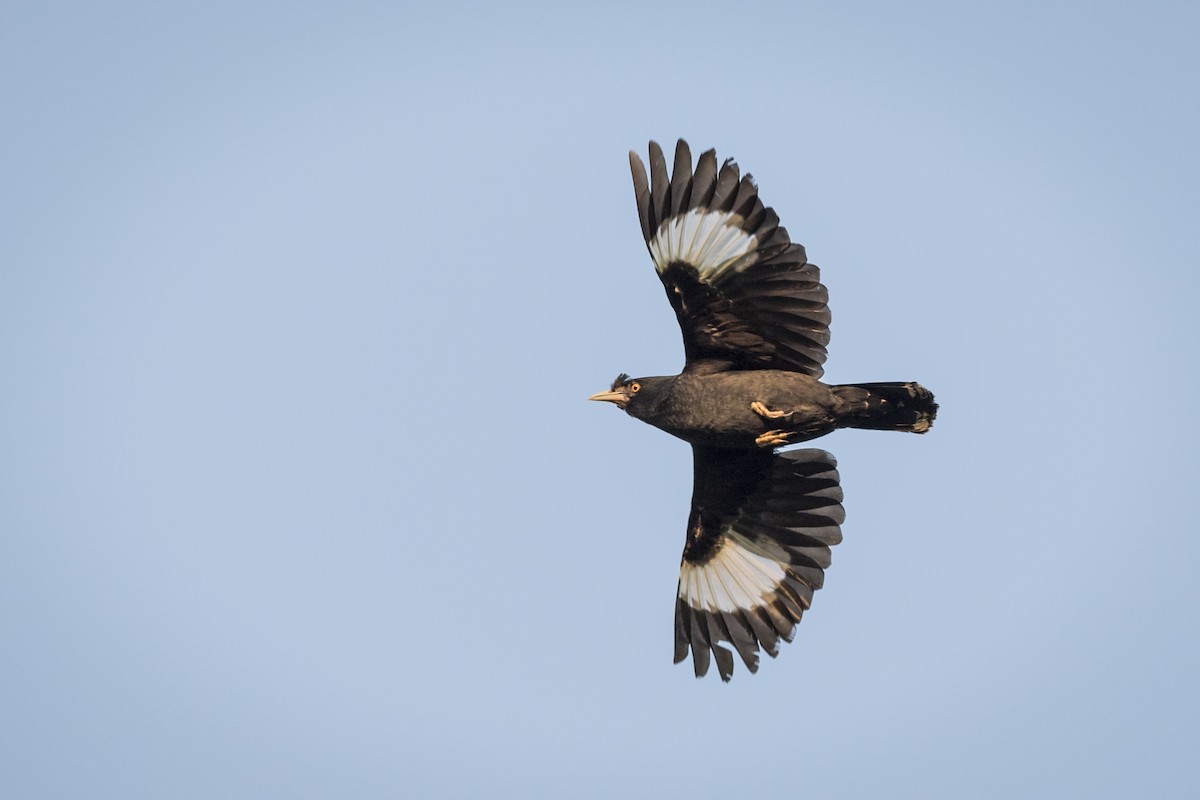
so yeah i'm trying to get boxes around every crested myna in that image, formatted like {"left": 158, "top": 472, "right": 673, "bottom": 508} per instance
{"left": 591, "top": 140, "right": 938, "bottom": 681}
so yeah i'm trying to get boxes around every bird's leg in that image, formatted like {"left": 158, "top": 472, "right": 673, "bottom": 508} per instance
{"left": 752, "top": 402, "right": 802, "bottom": 446}
{"left": 751, "top": 401, "right": 796, "bottom": 421}
{"left": 755, "top": 430, "right": 794, "bottom": 447}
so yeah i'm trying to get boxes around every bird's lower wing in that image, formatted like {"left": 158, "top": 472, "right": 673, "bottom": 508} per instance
{"left": 677, "top": 446, "right": 845, "bottom": 681}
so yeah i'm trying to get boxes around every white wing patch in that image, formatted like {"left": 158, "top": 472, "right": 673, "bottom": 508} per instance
{"left": 647, "top": 209, "right": 757, "bottom": 282}
{"left": 679, "top": 530, "right": 786, "bottom": 615}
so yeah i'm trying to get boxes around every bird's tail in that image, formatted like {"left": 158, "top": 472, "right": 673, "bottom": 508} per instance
{"left": 832, "top": 382, "right": 938, "bottom": 433}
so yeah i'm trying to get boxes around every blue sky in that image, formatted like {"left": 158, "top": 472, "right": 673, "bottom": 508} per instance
{"left": 3, "top": 1, "right": 1198, "bottom": 797}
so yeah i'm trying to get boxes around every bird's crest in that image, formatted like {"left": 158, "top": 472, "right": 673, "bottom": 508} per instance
{"left": 610, "top": 372, "right": 631, "bottom": 390}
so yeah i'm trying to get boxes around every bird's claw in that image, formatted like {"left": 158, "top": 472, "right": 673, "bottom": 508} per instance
{"left": 751, "top": 401, "right": 790, "bottom": 420}
{"left": 755, "top": 429, "right": 793, "bottom": 447}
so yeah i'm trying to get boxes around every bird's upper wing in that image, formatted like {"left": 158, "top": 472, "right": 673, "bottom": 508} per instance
{"left": 629, "top": 140, "right": 831, "bottom": 377}
{"left": 676, "top": 446, "right": 845, "bottom": 681}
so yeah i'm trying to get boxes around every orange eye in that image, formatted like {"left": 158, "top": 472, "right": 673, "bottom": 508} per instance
{"left": 629, "top": 382, "right": 641, "bottom": 393}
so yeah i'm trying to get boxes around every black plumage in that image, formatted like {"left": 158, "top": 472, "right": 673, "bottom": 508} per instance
{"left": 590, "top": 140, "right": 938, "bottom": 681}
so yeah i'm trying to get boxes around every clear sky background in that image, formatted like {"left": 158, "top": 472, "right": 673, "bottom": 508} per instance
{"left": 3, "top": 1, "right": 1198, "bottom": 797}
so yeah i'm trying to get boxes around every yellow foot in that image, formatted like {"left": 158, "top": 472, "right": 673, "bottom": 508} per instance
{"left": 755, "top": 429, "right": 793, "bottom": 447}
{"left": 750, "top": 401, "right": 789, "bottom": 420}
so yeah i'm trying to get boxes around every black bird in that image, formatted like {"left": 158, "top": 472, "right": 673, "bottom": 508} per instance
{"left": 590, "top": 140, "right": 938, "bottom": 681}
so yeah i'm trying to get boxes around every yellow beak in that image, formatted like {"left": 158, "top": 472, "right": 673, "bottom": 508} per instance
{"left": 588, "top": 389, "right": 628, "bottom": 406}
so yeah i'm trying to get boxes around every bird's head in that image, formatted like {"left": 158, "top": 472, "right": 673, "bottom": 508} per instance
{"left": 588, "top": 373, "right": 668, "bottom": 417}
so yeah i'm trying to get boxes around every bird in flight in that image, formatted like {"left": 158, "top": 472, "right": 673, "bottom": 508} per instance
{"left": 590, "top": 140, "right": 938, "bottom": 681}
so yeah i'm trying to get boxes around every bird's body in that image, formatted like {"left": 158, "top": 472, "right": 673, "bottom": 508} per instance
{"left": 616, "top": 371, "right": 935, "bottom": 449}
{"left": 590, "top": 139, "right": 938, "bottom": 681}
{"left": 613, "top": 372, "right": 832, "bottom": 447}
